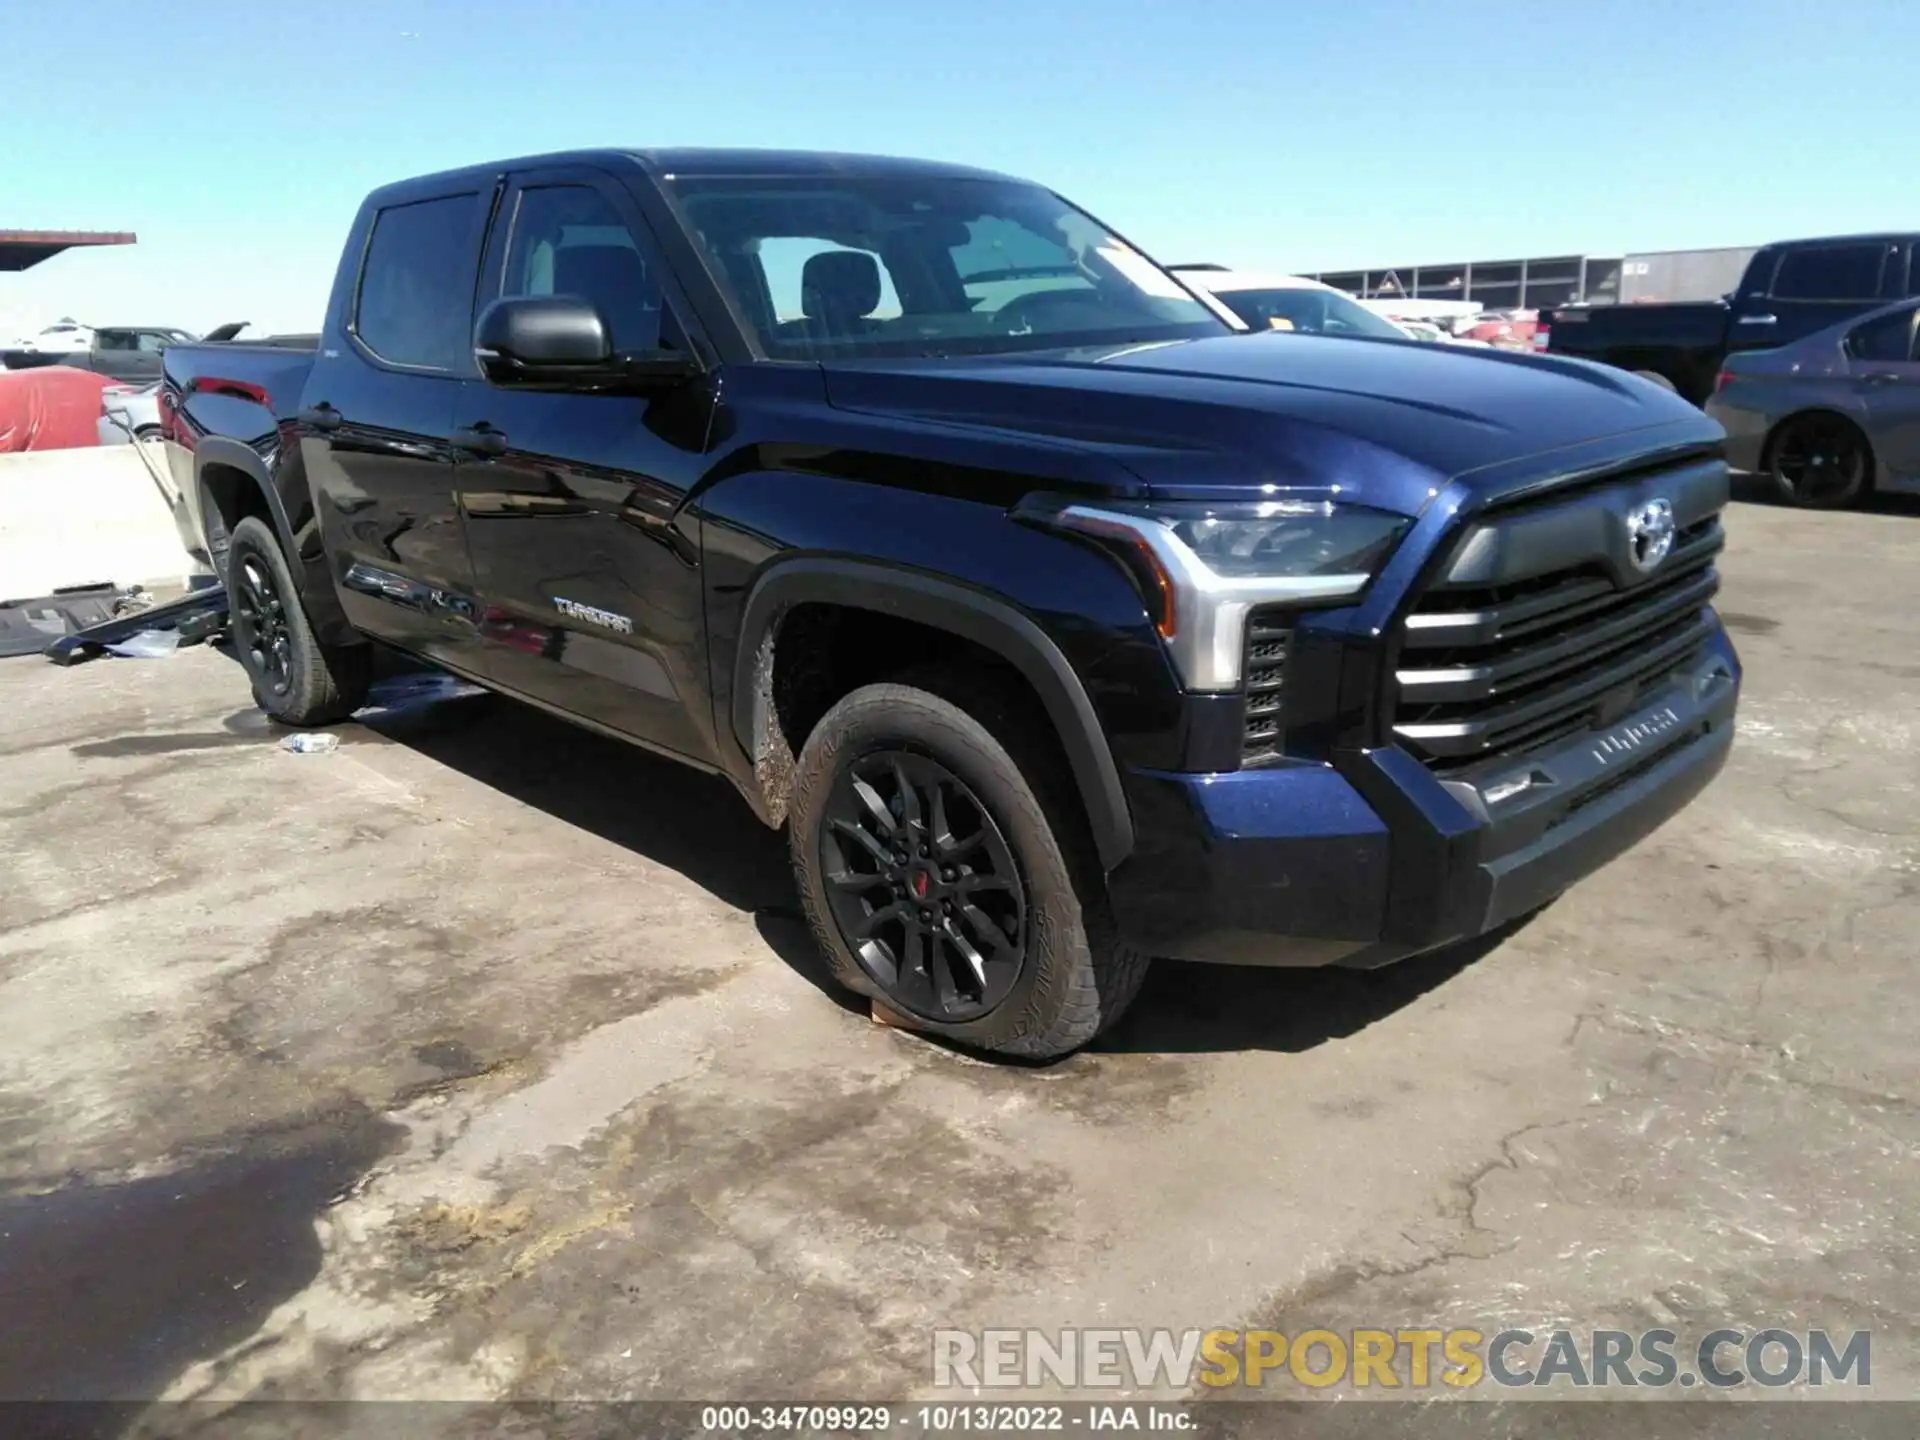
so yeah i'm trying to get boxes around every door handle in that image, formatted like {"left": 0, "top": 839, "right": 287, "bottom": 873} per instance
{"left": 1862, "top": 371, "right": 1905, "bottom": 385}
{"left": 1735, "top": 313, "right": 1778, "bottom": 326}
{"left": 452, "top": 423, "right": 509, "bottom": 457}
{"left": 298, "top": 403, "right": 342, "bottom": 432}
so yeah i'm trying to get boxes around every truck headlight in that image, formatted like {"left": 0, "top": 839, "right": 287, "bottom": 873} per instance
{"left": 1045, "top": 499, "right": 1408, "bottom": 691}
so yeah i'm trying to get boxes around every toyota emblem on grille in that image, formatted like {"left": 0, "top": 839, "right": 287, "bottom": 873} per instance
{"left": 1625, "top": 497, "right": 1676, "bottom": 573}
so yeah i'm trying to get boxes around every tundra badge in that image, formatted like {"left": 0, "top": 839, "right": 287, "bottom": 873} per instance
{"left": 553, "top": 597, "right": 634, "bottom": 635}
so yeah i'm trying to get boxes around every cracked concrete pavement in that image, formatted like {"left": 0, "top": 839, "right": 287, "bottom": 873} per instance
{"left": 1, "top": 481, "right": 1915, "bottom": 1423}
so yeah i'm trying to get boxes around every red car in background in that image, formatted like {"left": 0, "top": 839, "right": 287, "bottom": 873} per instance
{"left": 1463, "top": 310, "right": 1540, "bottom": 348}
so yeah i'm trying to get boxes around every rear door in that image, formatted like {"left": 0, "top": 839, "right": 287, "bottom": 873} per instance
{"left": 1738, "top": 241, "right": 1901, "bottom": 353}
{"left": 304, "top": 184, "right": 494, "bottom": 670}
{"left": 1855, "top": 304, "right": 1920, "bottom": 486}
{"left": 452, "top": 165, "right": 717, "bottom": 760}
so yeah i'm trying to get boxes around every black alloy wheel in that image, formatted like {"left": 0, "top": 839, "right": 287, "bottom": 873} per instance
{"left": 231, "top": 551, "right": 293, "bottom": 697}
{"left": 817, "top": 750, "right": 1027, "bottom": 1021}
{"left": 1772, "top": 415, "right": 1870, "bottom": 508}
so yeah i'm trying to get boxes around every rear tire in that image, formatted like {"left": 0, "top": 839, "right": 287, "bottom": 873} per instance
{"left": 1768, "top": 413, "right": 1872, "bottom": 509}
{"left": 789, "top": 671, "right": 1149, "bottom": 1060}
{"left": 226, "top": 515, "right": 370, "bottom": 725}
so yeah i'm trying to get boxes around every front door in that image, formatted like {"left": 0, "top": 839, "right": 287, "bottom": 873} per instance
{"left": 305, "top": 186, "right": 494, "bottom": 670}
{"left": 453, "top": 168, "right": 716, "bottom": 761}
{"left": 1859, "top": 306, "right": 1920, "bottom": 487}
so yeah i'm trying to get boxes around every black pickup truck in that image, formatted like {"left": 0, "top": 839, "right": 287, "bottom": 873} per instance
{"left": 160, "top": 148, "right": 1740, "bottom": 1058}
{"left": 1543, "top": 234, "right": 1920, "bottom": 405}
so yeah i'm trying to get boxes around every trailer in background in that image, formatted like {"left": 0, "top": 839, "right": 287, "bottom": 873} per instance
{"left": 1618, "top": 245, "right": 1759, "bottom": 304}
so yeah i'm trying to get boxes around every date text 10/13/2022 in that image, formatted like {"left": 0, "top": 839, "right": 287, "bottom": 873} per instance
{"left": 699, "top": 1404, "right": 1194, "bottom": 1432}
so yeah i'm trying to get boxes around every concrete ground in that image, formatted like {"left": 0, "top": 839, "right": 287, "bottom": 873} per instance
{"left": 1, "top": 481, "right": 1916, "bottom": 1425}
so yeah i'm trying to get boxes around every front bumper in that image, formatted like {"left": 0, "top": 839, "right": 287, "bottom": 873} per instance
{"left": 1108, "top": 627, "right": 1740, "bottom": 967}
{"left": 1704, "top": 395, "right": 1767, "bottom": 473}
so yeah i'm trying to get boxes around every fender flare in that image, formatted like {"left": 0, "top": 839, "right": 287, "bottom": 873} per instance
{"left": 732, "top": 559, "right": 1135, "bottom": 872}
{"left": 194, "top": 435, "right": 298, "bottom": 558}
{"left": 193, "top": 434, "right": 360, "bottom": 647}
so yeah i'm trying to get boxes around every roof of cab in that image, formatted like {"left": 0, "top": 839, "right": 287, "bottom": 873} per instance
{"left": 631, "top": 148, "right": 1021, "bottom": 182}
{"left": 364, "top": 147, "right": 1023, "bottom": 204}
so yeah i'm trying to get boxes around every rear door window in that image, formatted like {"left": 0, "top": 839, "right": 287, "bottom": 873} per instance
{"left": 1770, "top": 244, "right": 1888, "bottom": 301}
{"left": 354, "top": 193, "right": 484, "bottom": 371}
{"left": 1845, "top": 309, "right": 1914, "bottom": 362}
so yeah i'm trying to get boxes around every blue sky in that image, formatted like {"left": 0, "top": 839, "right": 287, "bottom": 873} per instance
{"left": 4, "top": 0, "right": 1915, "bottom": 337}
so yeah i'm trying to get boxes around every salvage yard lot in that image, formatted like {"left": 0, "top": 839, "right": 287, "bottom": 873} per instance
{"left": 1, "top": 484, "right": 1916, "bottom": 1411}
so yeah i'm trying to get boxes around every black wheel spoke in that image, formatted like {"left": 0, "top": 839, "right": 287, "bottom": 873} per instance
{"left": 891, "top": 759, "right": 922, "bottom": 827}
{"left": 851, "top": 776, "right": 897, "bottom": 836}
{"left": 895, "top": 928, "right": 937, "bottom": 1012}
{"left": 829, "top": 817, "right": 893, "bottom": 869}
{"left": 929, "top": 934, "right": 964, "bottom": 1009}
{"left": 958, "top": 900, "right": 1015, "bottom": 956}
{"left": 857, "top": 935, "right": 901, "bottom": 989}
{"left": 929, "top": 781, "right": 953, "bottom": 852}
{"left": 943, "top": 920, "right": 990, "bottom": 989}
{"left": 817, "top": 747, "right": 1028, "bottom": 1023}
{"left": 939, "top": 827, "right": 986, "bottom": 862}
{"left": 953, "top": 871, "right": 1011, "bottom": 895}
{"left": 853, "top": 899, "right": 911, "bottom": 940}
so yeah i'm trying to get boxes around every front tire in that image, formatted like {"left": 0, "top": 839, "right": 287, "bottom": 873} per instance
{"left": 789, "top": 675, "right": 1149, "bottom": 1060}
{"left": 1769, "top": 413, "right": 1872, "bottom": 509}
{"left": 226, "top": 515, "right": 370, "bottom": 725}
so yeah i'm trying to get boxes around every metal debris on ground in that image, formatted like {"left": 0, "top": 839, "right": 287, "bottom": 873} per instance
{"left": 42, "top": 581, "right": 228, "bottom": 666}
{"left": 103, "top": 629, "right": 182, "bottom": 660}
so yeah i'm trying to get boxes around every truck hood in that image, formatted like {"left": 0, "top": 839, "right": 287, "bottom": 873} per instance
{"left": 819, "top": 332, "right": 1721, "bottom": 517}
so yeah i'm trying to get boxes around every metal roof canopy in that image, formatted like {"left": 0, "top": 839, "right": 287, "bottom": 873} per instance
{"left": 0, "top": 231, "right": 137, "bottom": 272}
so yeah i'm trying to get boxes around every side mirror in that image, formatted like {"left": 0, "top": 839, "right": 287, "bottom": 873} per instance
{"left": 473, "top": 295, "right": 701, "bottom": 395}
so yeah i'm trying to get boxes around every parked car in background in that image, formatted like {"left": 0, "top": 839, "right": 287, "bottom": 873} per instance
{"left": 1463, "top": 310, "right": 1539, "bottom": 348}
{"left": 1542, "top": 234, "right": 1920, "bottom": 405}
{"left": 1706, "top": 297, "right": 1920, "bottom": 508}
{"left": 2, "top": 325, "right": 197, "bottom": 383}
{"left": 97, "top": 382, "right": 163, "bottom": 445}
{"left": 1357, "top": 298, "right": 1478, "bottom": 333}
{"left": 5, "top": 321, "right": 93, "bottom": 353}
{"left": 1167, "top": 268, "right": 1413, "bottom": 339}
{"left": 1356, "top": 299, "right": 1498, "bottom": 347}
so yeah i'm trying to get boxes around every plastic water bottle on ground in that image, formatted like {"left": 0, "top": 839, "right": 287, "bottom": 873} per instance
{"left": 281, "top": 733, "right": 340, "bottom": 755}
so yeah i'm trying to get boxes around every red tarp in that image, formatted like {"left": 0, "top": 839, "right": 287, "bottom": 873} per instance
{"left": 0, "top": 366, "right": 117, "bottom": 452}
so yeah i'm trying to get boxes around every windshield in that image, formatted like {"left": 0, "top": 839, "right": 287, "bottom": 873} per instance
{"left": 1210, "top": 287, "right": 1408, "bottom": 341}
{"left": 665, "top": 175, "right": 1231, "bottom": 360}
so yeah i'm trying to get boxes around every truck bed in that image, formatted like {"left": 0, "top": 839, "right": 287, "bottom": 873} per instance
{"left": 1542, "top": 300, "right": 1730, "bottom": 404}
{"left": 162, "top": 341, "right": 317, "bottom": 427}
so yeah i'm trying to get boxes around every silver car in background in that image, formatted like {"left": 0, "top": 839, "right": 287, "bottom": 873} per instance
{"left": 97, "top": 382, "right": 163, "bottom": 445}
{"left": 1707, "top": 297, "right": 1920, "bottom": 508}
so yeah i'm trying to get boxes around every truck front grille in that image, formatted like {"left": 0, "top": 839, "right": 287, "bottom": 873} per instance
{"left": 1393, "top": 497, "right": 1723, "bottom": 775}
{"left": 1241, "top": 607, "right": 1292, "bottom": 766}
